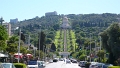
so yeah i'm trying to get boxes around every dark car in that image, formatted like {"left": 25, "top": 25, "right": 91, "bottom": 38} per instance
{"left": 72, "top": 60, "right": 77, "bottom": 63}
{"left": 53, "top": 59, "right": 58, "bottom": 62}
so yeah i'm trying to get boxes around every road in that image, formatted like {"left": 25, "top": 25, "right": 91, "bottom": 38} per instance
{"left": 45, "top": 61, "right": 81, "bottom": 68}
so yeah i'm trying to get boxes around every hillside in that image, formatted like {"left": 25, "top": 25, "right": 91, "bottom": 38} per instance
{"left": 11, "top": 13, "right": 120, "bottom": 51}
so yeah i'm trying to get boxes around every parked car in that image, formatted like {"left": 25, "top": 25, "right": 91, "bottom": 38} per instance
{"left": 96, "top": 63, "right": 113, "bottom": 68}
{"left": 78, "top": 61, "right": 87, "bottom": 67}
{"left": 1, "top": 63, "right": 16, "bottom": 68}
{"left": 89, "top": 62, "right": 98, "bottom": 68}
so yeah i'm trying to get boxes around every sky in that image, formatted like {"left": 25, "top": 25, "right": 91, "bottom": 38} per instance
{"left": 1, "top": 0, "right": 120, "bottom": 22}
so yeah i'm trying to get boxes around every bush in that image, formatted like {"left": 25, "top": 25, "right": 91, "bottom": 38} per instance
{"left": 85, "top": 62, "right": 91, "bottom": 68}
{"left": 108, "top": 66, "right": 120, "bottom": 68}
{"left": 14, "top": 63, "right": 27, "bottom": 68}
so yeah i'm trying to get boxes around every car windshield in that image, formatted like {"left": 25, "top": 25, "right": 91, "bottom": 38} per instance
{"left": 2, "top": 64, "right": 11, "bottom": 68}
{"left": 28, "top": 61, "right": 37, "bottom": 65}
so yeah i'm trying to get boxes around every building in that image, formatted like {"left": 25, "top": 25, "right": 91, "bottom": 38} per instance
{"left": 10, "top": 18, "right": 18, "bottom": 23}
{"left": 45, "top": 11, "right": 57, "bottom": 16}
{"left": 2, "top": 23, "right": 11, "bottom": 36}
{"left": 60, "top": 16, "right": 71, "bottom": 29}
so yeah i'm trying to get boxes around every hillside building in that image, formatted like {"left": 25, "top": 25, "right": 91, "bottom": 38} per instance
{"left": 45, "top": 11, "right": 57, "bottom": 16}
{"left": 10, "top": 18, "right": 18, "bottom": 23}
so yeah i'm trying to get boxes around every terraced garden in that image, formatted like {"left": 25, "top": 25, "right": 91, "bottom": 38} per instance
{"left": 54, "top": 29, "right": 77, "bottom": 52}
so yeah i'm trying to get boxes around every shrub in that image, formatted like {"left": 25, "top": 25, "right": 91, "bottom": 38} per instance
{"left": 108, "top": 66, "right": 120, "bottom": 68}
{"left": 85, "top": 62, "right": 91, "bottom": 68}
{"left": 14, "top": 63, "right": 26, "bottom": 68}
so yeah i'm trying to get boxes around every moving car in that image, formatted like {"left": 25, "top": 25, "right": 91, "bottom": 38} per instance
{"left": 71, "top": 60, "right": 77, "bottom": 63}
{"left": 39, "top": 61, "right": 46, "bottom": 67}
{"left": 27, "top": 60, "right": 44, "bottom": 68}
{"left": 66, "top": 59, "right": 71, "bottom": 64}
{"left": 49, "top": 59, "right": 53, "bottom": 63}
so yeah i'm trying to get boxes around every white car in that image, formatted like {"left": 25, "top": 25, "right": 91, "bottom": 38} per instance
{"left": 49, "top": 59, "right": 53, "bottom": 63}
{"left": 66, "top": 60, "right": 71, "bottom": 64}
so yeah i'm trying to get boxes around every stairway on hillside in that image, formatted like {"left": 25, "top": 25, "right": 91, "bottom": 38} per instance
{"left": 63, "top": 29, "right": 67, "bottom": 52}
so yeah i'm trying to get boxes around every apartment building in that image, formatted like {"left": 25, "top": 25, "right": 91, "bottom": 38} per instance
{"left": 2, "top": 23, "right": 11, "bottom": 36}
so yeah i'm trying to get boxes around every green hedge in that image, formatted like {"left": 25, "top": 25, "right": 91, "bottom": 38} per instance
{"left": 108, "top": 66, "right": 120, "bottom": 68}
{"left": 14, "top": 63, "right": 27, "bottom": 68}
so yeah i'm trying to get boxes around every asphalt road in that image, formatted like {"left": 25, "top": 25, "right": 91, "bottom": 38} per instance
{"left": 45, "top": 61, "right": 81, "bottom": 68}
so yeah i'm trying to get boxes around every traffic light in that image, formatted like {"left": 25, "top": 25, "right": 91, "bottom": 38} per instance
{"left": 18, "top": 32, "right": 26, "bottom": 42}
{"left": 21, "top": 33, "right": 25, "bottom": 42}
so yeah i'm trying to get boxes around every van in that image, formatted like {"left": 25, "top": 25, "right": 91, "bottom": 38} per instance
{"left": 27, "top": 60, "right": 44, "bottom": 68}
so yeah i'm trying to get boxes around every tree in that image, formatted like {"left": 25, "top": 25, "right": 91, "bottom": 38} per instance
{"left": 96, "top": 50, "right": 105, "bottom": 62}
{"left": 50, "top": 43, "right": 56, "bottom": 52}
{"left": 6, "top": 36, "right": 18, "bottom": 54}
{"left": 0, "top": 26, "right": 8, "bottom": 51}
{"left": 37, "top": 31, "right": 46, "bottom": 51}
{"left": 100, "top": 23, "right": 120, "bottom": 65}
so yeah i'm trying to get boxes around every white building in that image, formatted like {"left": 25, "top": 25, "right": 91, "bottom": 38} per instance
{"left": 2, "top": 23, "right": 11, "bottom": 36}
{"left": 60, "top": 16, "right": 71, "bottom": 29}
{"left": 45, "top": 11, "right": 57, "bottom": 16}
{"left": 10, "top": 18, "right": 18, "bottom": 23}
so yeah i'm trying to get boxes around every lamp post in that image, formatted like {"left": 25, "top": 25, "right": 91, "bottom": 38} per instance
{"left": 18, "top": 27, "right": 21, "bottom": 63}
{"left": 99, "top": 36, "right": 101, "bottom": 50}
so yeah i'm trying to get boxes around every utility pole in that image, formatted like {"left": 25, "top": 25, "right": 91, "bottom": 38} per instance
{"left": 28, "top": 35, "right": 30, "bottom": 50}
{"left": 43, "top": 45, "right": 45, "bottom": 60}
{"left": 39, "top": 25, "right": 41, "bottom": 60}
{"left": 95, "top": 40, "right": 97, "bottom": 58}
{"left": 90, "top": 34, "right": 91, "bottom": 62}
{"left": 18, "top": 27, "right": 21, "bottom": 63}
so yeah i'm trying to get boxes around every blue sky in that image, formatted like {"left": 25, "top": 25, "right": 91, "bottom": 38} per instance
{"left": 1, "top": 0, "right": 120, "bottom": 22}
